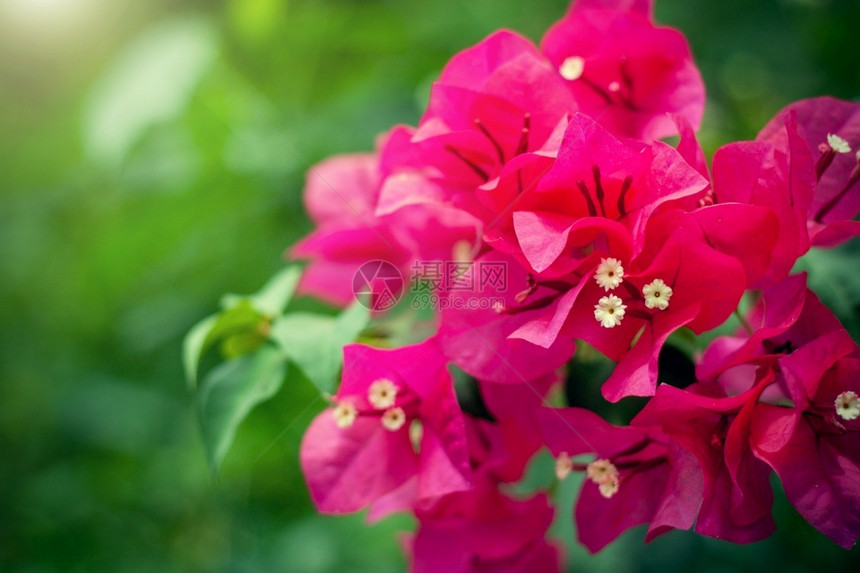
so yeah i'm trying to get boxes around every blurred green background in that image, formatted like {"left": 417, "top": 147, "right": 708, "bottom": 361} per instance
{"left": 1, "top": 0, "right": 859, "bottom": 571}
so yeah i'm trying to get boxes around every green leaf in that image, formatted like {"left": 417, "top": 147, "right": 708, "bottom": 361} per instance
{"left": 220, "top": 265, "right": 302, "bottom": 317}
{"left": 197, "top": 344, "right": 287, "bottom": 472}
{"left": 250, "top": 265, "right": 303, "bottom": 317}
{"left": 220, "top": 330, "right": 268, "bottom": 359}
{"left": 184, "top": 266, "right": 302, "bottom": 388}
{"left": 183, "top": 300, "right": 264, "bottom": 388}
{"left": 209, "top": 300, "right": 263, "bottom": 340}
{"left": 183, "top": 313, "right": 218, "bottom": 388}
{"left": 270, "top": 302, "right": 369, "bottom": 395}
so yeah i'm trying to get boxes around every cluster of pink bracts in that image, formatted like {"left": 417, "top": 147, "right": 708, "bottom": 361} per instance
{"left": 291, "top": 0, "right": 860, "bottom": 569}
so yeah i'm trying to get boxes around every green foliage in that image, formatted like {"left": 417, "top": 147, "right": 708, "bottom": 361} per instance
{"left": 242, "top": 264, "right": 304, "bottom": 317}
{"left": 270, "top": 302, "right": 370, "bottom": 395}
{"left": 183, "top": 266, "right": 302, "bottom": 387}
{"left": 185, "top": 265, "right": 366, "bottom": 472}
{"left": 197, "top": 345, "right": 288, "bottom": 472}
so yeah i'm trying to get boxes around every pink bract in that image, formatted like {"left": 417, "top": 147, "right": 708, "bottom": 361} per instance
{"left": 300, "top": 341, "right": 472, "bottom": 517}
{"left": 376, "top": 30, "right": 575, "bottom": 222}
{"left": 436, "top": 249, "right": 576, "bottom": 384}
{"left": 541, "top": 1, "right": 704, "bottom": 140}
{"left": 539, "top": 407, "right": 702, "bottom": 552}
{"left": 758, "top": 96, "right": 860, "bottom": 247}
{"left": 501, "top": 115, "right": 764, "bottom": 400}
{"left": 292, "top": 146, "right": 477, "bottom": 307}
{"left": 408, "top": 475, "right": 560, "bottom": 573}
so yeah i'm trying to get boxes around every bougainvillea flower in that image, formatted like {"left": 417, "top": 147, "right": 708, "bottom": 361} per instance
{"left": 466, "top": 373, "right": 559, "bottom": 483}
{"left": 477, "top": 152, "right": 560, "bottom": 256}
{"left": 369, "top": 372, "right": 559, "bottom": 522}
{"left": 376, "top": 30, "right": 575, "bottom": 221}
{"left": 751, "top": 350, "right": 860, "bottom": 549}
{"left": 673, "top": 113, "right": 710, "bottom": 181}
{"left": 300, "top": 341, "right": 472, "bottom": 517}
{"left": 494, "top": 114, "right": 772, "bottom": 400}
{"left": 538, "top": 407, "right": 702, "bottom": 552}
{"left": 757, "top": 96, "right": 860, "bottom": 247}
{"left": 420, "top": 29, "right": 574, "bottom": 167}
{"left": 407, "top": 475, "right": 560, "bottom": 573}
{"left": 541, "top": 0, "right": 704, "bottom": 140}
{"left": 702, "top": 318, "right": 860, "bottom": 547}
{"left": 291, "top": 152, "right": 400, "bottom": 305}
{"left": 693, "top": 274, "right": 860, "bottom": 547}
{"left": 521, "top": 113, "right": 709, "bottom": 254}
{"left": 697, "top": 273, "right": 844, "bottom": 385}
{"left": 287, "top": 0, "right": 860, "bottom": 562}
{"left": 291, "top": 147, "right": 477, "bottom": 306}
{"left": 645, "top": 271, "right": 860, "bottom": 547}
{"left": 436, "top": 250, "right": 576, "bottom": 384}
{"left": 635, "top": 380, "right": 777, "bottom": 544}
{"left": 711, "top": 112, "right": 816, "bottom": 287}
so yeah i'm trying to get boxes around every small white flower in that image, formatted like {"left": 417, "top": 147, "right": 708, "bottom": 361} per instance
{"left": 368, "top": 378, "right": 398, "bottom": 409}
{"left": 381, "top": 407, "right": 407, "bottom": 431}
{"left": 587, "top": 459, "right": 620, "bottom": 499}
{"left": 594, "top": 257, "right": 624, "bottom": 291}
{"left": 835, "top": 391, "right": 860, "bottom": 421}
{"left": 332, "top": 401, "right": 358, "bottom": 428}
{"left": 559, "top": 56, "right": 585, "bottom": 80}
{"left": 586, "top": 459, "right": 618, "bottom": 484}
{"left": 594, "top": 295, "right": 627, "bottom": 328}
{"left": 827, "top": 133, "right": 852, "bottom": 154}
{"left": 555, "top": 452, "right": 573, "bottom": 480}
{"left": 598, "top": 475, "right": 620, "bottom": 498}
{"left": 642, "top": 278, "right": 673, "bottom": 310}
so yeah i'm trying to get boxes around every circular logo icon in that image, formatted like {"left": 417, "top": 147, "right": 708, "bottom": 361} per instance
{"left": 352, "top": 260, "right": 404, "bottom": 311}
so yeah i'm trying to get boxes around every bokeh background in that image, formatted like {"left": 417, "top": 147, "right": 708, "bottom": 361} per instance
{"left": 2, "top": 0, "right": 859, "bottom": 571}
